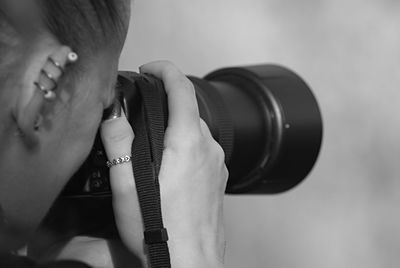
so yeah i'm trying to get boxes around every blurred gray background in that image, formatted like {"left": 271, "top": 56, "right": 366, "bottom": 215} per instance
{"left": 120, "top": 1, "right": 400, "bottom": 267}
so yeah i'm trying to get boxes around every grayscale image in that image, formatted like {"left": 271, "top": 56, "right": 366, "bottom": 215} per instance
{"left": 1, "top": 0, "right": 399, "bottom": 267}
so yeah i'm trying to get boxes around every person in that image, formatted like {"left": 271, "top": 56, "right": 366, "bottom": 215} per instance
{"left": 0, "top": 0, "right": 228, "bottom": 267}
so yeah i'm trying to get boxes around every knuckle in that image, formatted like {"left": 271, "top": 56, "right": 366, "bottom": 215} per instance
{"left": 147, "top": 60, "right": 175, "bottom": 71}
{"left": 104, "top": 123, "right": 134, "bottom": 144}
{"left": 163, "top": 66, "right": 193, "bottom": 88}
{"left": 171, "top": 73, "right": 194, "bottom": 91}
{"left": 200, "top": 118, "right": 211, "bottom": 134}
{"left": 159, "top": 60, "right": 175, "bottom": 69}
{"left": 164, "top": 131, "right": 205, "bottom": 157}
{"left": 107, "top": 131, "right": 133, "bottom": 144}
{"left": 163, "top": 134, "right": 197, "bottom": 156}
{"left": 162, "top": 61, "right": 181, "bottom": 77}
{"left": 199, "top": 118, "right": 207, "bottom": 126}
{"left": 211, "top": 140, "right": 226, "bottom": 163}
{"left": 179, "top": 77, "right": 195, "bottom": 93}
{"left": 164, "top": 131, "right": 226, "bottom": 163}
{"left": 222, "top": 165, "right": 229, "bottom": 182}
{"left": 178, "top": 132, "right": 204, "bottom": 151}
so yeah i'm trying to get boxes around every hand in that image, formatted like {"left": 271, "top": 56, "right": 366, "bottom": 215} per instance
{"left": 101, "top": 61, "right": 228, "bottom": 268}
{"left": 33, "top": 236, "right": 141, "bottom": 268}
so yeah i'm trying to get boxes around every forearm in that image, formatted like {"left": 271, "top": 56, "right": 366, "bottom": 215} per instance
{"left": 167, "top": 236, "right": 225, "bottom": 268}
{"left": 169, "top": 248, "right": 224, "bottom": 268}
{"left": 137, "top": 238, "right": 224, "bottom": 268}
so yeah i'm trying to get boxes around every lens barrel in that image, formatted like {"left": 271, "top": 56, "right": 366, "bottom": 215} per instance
{"left": 190, "top": 65, "right": 323, "bottom": 193}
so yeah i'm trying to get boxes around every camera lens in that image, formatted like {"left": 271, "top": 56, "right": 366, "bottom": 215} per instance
{"left": 63, "top": 64, "right": 322, "bottom": 197}
{"left": 189, "top": 65, "right": 323, "bottom": 193}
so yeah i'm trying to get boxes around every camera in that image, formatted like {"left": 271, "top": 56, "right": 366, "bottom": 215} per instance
{"left": 61, "top": 64, "right": 322, "bottom": 196}
{"left": 36, "top": 64, "right": 322, "bottom": 239}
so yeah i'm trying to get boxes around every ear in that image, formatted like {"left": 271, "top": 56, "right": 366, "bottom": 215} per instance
{"left": 13, "top": 42, "right": 78, "bottom": 147}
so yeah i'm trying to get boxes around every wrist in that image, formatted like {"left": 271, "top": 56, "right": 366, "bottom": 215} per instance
{"left": 168, "top": 237, "right": 225, "bottom": 268}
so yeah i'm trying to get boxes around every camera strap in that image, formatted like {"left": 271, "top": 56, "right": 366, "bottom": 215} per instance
{"left": 119, "top": 73, "right": 171, "bottom": 268}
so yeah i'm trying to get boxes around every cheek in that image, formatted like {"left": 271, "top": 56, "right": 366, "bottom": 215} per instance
{"left": 58, "top": 102, "right": 104, "bottom": 169}
{"left": 69, "top": 95, "right": 104, "bottom": 136}
{"left": 76, "top": 110, "right": 102, "bottom": 139}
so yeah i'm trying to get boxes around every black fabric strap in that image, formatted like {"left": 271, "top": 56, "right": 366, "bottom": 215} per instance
{"left": 119, "top": 73, "right": 171, "bottom": 268}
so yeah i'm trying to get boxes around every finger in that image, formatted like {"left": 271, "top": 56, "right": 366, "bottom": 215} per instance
{"left": 50, "top": 236, "right": 113, "bottom": 267}
{"left": 200, "top": 118, "right": 213, "bottom": 138}
{"left": 100, "top": 102, "right": 145, "bottom": 258}
{"left": 100, "top": 103, "right": 135, "bottom": 196}
{"left": 139, "top": 61, "right": 201, "bottom": 136}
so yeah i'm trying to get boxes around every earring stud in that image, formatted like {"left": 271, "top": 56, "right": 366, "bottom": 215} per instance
{"left": 34, "top": 81, "right": 56, "bottom": 101}
{"left": 67, "top": 52, "right": 78, "bottom": 63}
{"left": 34, "top": 50, "right": 78, "bottom": 102}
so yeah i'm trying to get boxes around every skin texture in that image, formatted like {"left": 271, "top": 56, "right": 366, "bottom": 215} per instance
{"left": 0, "top": 2, "right": 228, "bottom": 267}
{"left": 101, "top": 61, "right": 228, "bottom": 267}
{"left": 0, "top": 0, "right": 126, "bottom": 252}
{"left": 0, "top": 35, "right": 120, "bottom": 249}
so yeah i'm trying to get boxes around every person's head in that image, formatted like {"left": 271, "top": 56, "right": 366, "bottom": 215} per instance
{"left": 0, "top": 0, "right": 131, "bottom": 250}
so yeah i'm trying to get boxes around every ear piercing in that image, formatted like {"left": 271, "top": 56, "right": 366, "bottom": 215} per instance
{"left": 34, "top": 81, "right": 56, "bottom": 101}
{"left": 41, "top": 69, "right": 57, "bottom": 85}
{"left": 68, "top": 52, "right": 78, "bottom": 63}
{"left": 48, "top": 57, "right": 65, "bottom": 74}
{"left": 34, "top": 51, "right": 79, "bottom": 101}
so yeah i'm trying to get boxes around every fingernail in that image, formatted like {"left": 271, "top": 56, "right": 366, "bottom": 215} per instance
{"left": 102, "top": 98, "right": 122, "bottom": 121}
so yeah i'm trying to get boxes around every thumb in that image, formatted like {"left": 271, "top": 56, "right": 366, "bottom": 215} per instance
{"left": 100, "top": 100, "right": 135, "bottom": 195}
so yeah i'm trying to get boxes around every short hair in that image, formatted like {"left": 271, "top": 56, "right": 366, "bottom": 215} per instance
{"left": 0, "top": 0, "right": 129, "bottom": 105}
{"left": 0, "top": 0, "right": 128, "bottom": 66}
{"left": 40, "top": 0, "right": 129, "bottom": 58}
{"left": 0, "top": 8, "right": 19, "bottom": 66}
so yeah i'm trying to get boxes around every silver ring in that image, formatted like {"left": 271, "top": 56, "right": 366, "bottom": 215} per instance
{"left": 48, "top": 57, "right": 65, "bottom": 73}
{"left": 107, "top": 155, "right": 132, "bottom": 168}
{"left": 34, "top": 81, "right": 47, "bottom": 92}
{"left": 41, "top": 69, "right": 58, "bottom": 87}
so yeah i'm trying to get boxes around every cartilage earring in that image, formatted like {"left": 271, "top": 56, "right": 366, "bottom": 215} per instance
{"left": 67, "top": 52, "right": 78, "bottom": 63}
{"left": 34, "top": 81, "right": 56, "bottom": 101}
{"left": 35, "top": 50, "right": 78, "bottom": 101}
{"left": 41, "top": 69, "right": 57, "bottom": 87}
{"left": 48, "top": 57, "right": 65, "bottom": 74}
